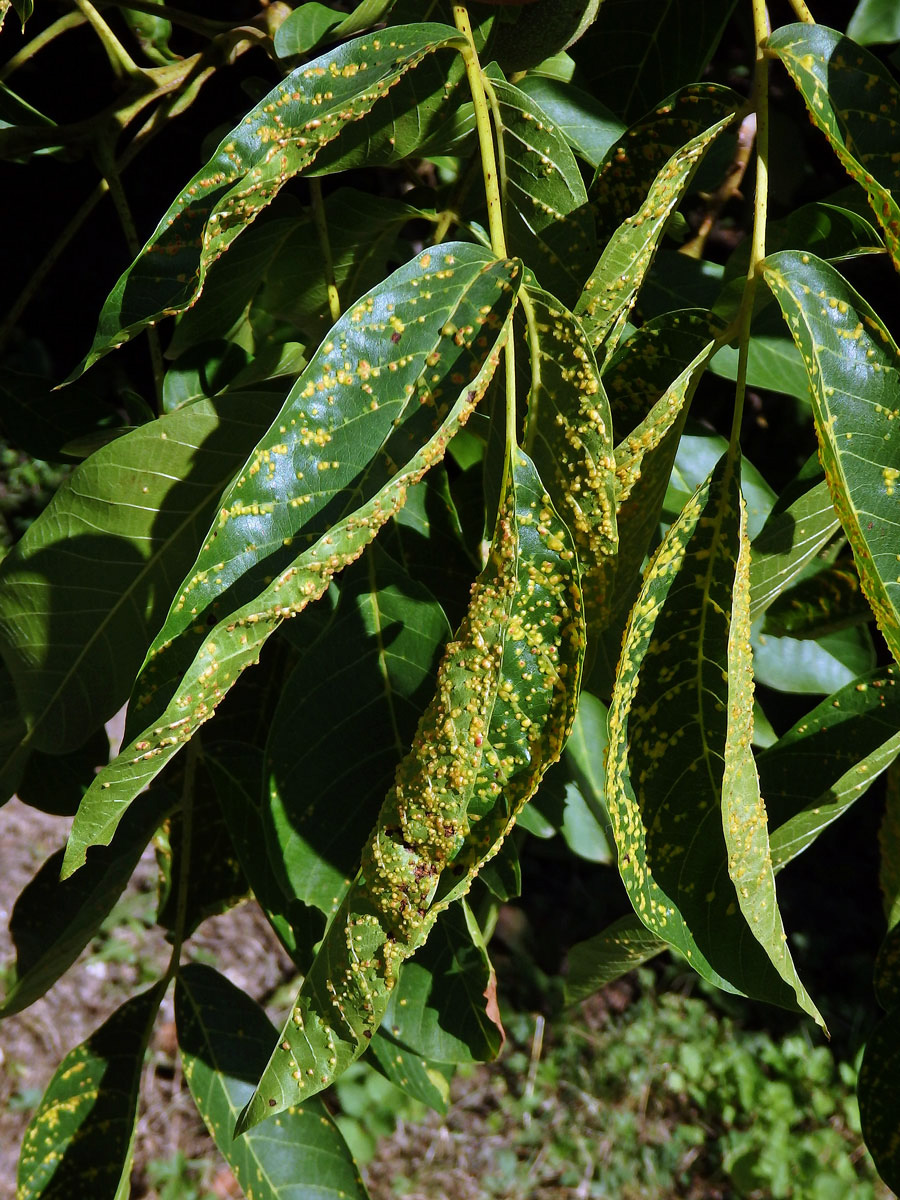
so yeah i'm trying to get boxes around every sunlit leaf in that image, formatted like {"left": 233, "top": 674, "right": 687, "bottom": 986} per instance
{"left": 768, "top": 25, "right": 900, "bottom": 271}
{"left": 752, "top": 621, "right": 875, "bottom": 696}
{"left": 847, "top": 0, "right": 900, "bottom": 45}
{"left": 515, "top": 74, "right": 625, "bottom": 168}
{"left": 61, "top": 245, "right": 518, "bottom": 877}
{"left": 17, "top": 983, "right": 165, "bottom": 1199}
{"left": 0, "top": 393, "right": 280, "bottom": 762}
{"left": 606, "top": 451, "right": 822, "bottom": 1023}
{"left": 576, "top": 97, "right": 737, "bottom": 358}
{"left": 764, "top": 250, "right": 900, "bottom": 666}
{"left": 74, "top": 23, "right": 466, "bottom": 373}
{"left": 237, "top": 448, "right": 584, "bottom": 1129}
{"left": 176, "top": 964, "right": 369, "bottom": 1200}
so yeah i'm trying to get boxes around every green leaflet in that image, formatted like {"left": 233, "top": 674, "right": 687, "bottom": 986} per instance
{"left": 0, "top": 392, "right": 280, "bottom": 760}
{"left": 748, "top": 471, "right": 839, "bottom": 623}
{"left": 175, "top": 964, "right": 369, "bottom": 1200}
{"left": 881, "top": 762, "right": 900, "bottom": 929}
{"left": 60, "top": 245, "right": 518, "bottom": 877}
{"left": 237, "top": 447, "right": 584, "bottom": 1130}
{"left": 576, "top": 101, "right": 737, "bottom": 359}
{"left": 759, "top": 665, "right": 900, "bottom": 868}
{"left": 0, "top": 787, "right": 173, "bottom": 1018}
{"left": 521, "top": 286, "right": 617, "bottom": 628}
{"left": 264, "top": 547, "right": 451, "bottom": 920}
{"left": 768, "top": 24, "right": 900, "bottom": 271}
{"left": 490, "top": 78, "right": 597, "bottom": 307}
{"left": 16, "top": 982, "right": 165, "bottom": 1200}
{"left": 368, "top": 1031, "right": 450, "bottom": 1113}
{"left": 515, "top": 75, "right": 625, "bottom": 169}
{"left": 564, "top": 913, "right": 666, "bottom": 1006}
{"left": 606, "top": 452, "right": 822, "bottom": 1024}
{"left": 762, "top": 561, "right": 871, "bottom": 640}
{"left": 75, "top": 23, "right": 465, "bottom": 373}
{"left": 764, "top": 251, "right": 900, "bottom": 668}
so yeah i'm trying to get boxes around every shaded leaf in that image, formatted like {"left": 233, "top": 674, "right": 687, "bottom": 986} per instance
{"left": 176, "top": 964, "right": 369, "bottom": 1200}
{"left": 859, "top": 1011, "right": 900, "bottom": 1195}
{"left": 847, "top": 0, "right": 900, "bottom": 45}
{"left": 381, "top": 901, "right": 502, "bottom": 1065}
{"left": 515, "top": 74, "right": 625, "bottom": 168}
{"left": 0, "top": 392, "right": 280, "bottom": 759}
{"left": 576, "top": 98, "right": 737, "bottom": 357}
{"left": 490, "top": 78, "right": 597, "bottom": 306}
{"left": 565, "top": 913, "right": 666, "bottom": 1005}
{"left": 764, "top": 251, "right": 900, "bottom": 666}
{"left": 0, "top": 788, "right": 173, "bottom": 1018}
{"left": 264, "top": 546, "right": 450, "bottom": 919}
{"left": 759, "top": 664, "right": 900, "bottom": 868}
{"left": 606, "top": 452, "right": 821, "bottom": 1022}
{"left": 75, "top": 23, "right": 465, "bottom": 373}
{"left": 61, "top": 245, "right": 518, "bottom": 876}
{"left": 237, "top": 447, "right": 584, "bottom": 1128}
{"left": 768, "top": 24, "right": 900, "bottom": 270}
{"left": 880, "top": 760, "right": 900, "bottom": 929}
{"left": 578, "top": 0, "right": 738, "bottom": 124}
{"left": 16, "top": 726, "right": 110, "bottom": 817}
{"left": 368, "top": 1030, "right": 449, "bottom": 1113}
{"left": 17, "top": 982, "right": 165, "bottom": 1199}
{"left": 762, "top": 561, "right": 871, "bottom": 639}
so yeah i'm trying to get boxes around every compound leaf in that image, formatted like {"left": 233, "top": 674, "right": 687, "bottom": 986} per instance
{"left": 61, "top": 245, "right": 519, "bottom": 877}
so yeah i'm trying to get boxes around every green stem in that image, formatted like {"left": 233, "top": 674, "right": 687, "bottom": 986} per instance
{"left": 730, "top": 0, "right": 770, "bottom": 452}
{"left": 521, "top": 290, "right": 542, "bottom": 456}
{"left": 73, "top": 0, "right": 144, "bottom": 79}
{"left": 0, "top": 12, "right": 87, "bottom": 82}
{"left": 451, "top": 6, "right": 506, "bottom": 259}
{"left": 162, "top": 737, "right": 200, "bottom": 986}
{"left": 310, "top": 178, "right": 342, "bottom": 323}
{"left": 786, "top": 0, "right": 815, "bottom": 22}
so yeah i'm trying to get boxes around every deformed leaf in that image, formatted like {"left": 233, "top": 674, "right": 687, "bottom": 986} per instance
{"left": 61, "top": 245, "right": 519, "bottom": 877}
{"left": 0, "top": 393, "right": 280, "bottom": 760}
{"left": 0, "top": 787, "right": 173, "bottom": 1018}
{"left": 606, "top": 452, "right": 822, "bottom": 1022}
{"left": 75, "top": 23, "right": 465, "bottom": 373}
{"left": 17, "top": 982, "right": 165, "bottom": 1199}
{"left": 176, "top": 963, "right": 369, "bottom": 1200}
{"left": 490, "top": 78, "right": 597, "bottom": 306}
{"left": 764, "top": 251, "right": 900, "bottom": 667}
{"left": 237, "top": 447, "right": 584, "bottom": 1129}
{"left": 565, "top": 913, "right": 666, "bottom": 1006}
{"left": 768, "top": 24, "right": 900, "bottom": 270}
{"left": 576, "top": 97, "right": 737, "bottom": 358}
{"left": 521, "top": 286, "right": 617, "bottom": 627}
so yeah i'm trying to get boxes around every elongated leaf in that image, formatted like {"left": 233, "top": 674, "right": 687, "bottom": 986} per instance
{"left": 764, "top": 251, "right": 900, "bottom": 667}
{"left": 749, "top": 473, "right": 839, "bottom": 623}
{"left": 768, "top": 24, "right": 900, "bottom": 270}
{"left": 591, "top": 84, "right": 741, "bottom": 244}
{"left": 0, "top": 393, "right": 280, "bottom": 761}
{"left": 606, "top": 452, "right": 821, "bottom": 1022}
{"left": 61, "top": 246, "right": 518, "bottom": 876}
{"left": 759, "top": 664, "right": 900, "bottom": 867}
{"left": 75, "top": 23, "right": 465, "bottom": 373}
{"left": 578, "top": 0, "right": 737, "bottom": 123}
{"left": 237, "top": 448, "right": 584, "bottom": 1129}
{"left": 265, "top": 547, "right": 450, "bottom": 919}
{"left": 490, "top": 78, "right": 597, "bottom": 306}
{"left": 859, "top": 1009, "right": 900, "bottom": 1195}
{"left": 17, "top": 982, "right": 164, "bottom": 1199}
{"left": 576, "top": 103, "right": 737, "bottom": 357}
{"left": 368, "top": 1031, "right": 449, "bottom": 1113}
{"left": 522, "top": 286, "right": 616, "bottom": 626}
{"left": 565, "top": 914, "right": 666, "bottom": 1005}
{"left": 880, "top": 761, "right": 900, "bottom": 928}
{"left": 0, "top": 787, "right": 173, "bottom": 1018}
{"left": 176, "top": 964, "right": 369, "bottom": 1200}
